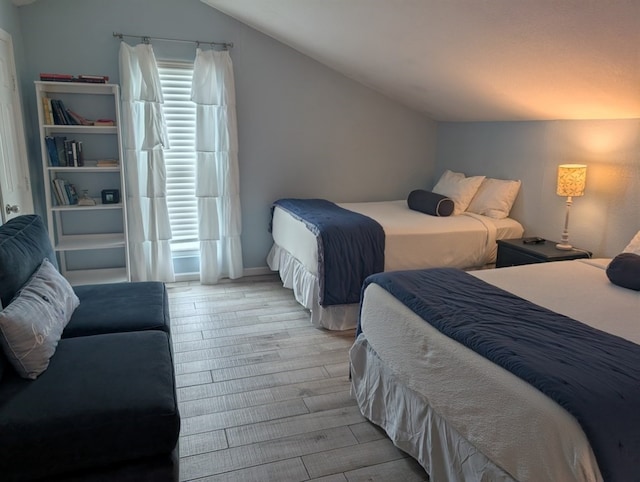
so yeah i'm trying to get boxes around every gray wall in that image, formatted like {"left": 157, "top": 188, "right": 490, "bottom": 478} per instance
{"left": 436, "top": 120, "right": 640, "bottom": 257}
{"left": 0, "top": 1, "right": 25, "bottom": 78}
{"left": 13, "top": 0, "right": 437, "bottom": 271}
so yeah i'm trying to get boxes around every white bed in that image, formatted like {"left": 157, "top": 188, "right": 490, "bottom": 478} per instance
{"left": 267, "top": 200, "right": 523, "bottom": 330}
{"left": 350, "top": 258, "right": 640, "bottom": 482}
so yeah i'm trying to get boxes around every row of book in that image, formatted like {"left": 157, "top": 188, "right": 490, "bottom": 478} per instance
{"left": 52, "top": 178, "right": 79, "bottom": 206}
{"left": 45, "top": 136, "right": 85, "bottom": 167}
{"left": 40, "top": 73, "right": 109, "bottom": 83}
{"left": 41, "top": 97, "right": 115, "bottom": 126}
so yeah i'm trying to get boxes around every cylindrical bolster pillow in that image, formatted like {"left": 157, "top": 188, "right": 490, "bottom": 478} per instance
{"left": 407, "top": 190, "right": 455, "bottom": 217}
{"left": 606, "top": 252, "right": 640, "bottom": 291}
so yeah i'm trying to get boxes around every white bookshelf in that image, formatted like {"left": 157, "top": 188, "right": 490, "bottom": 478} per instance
{"left": 35, "top": 81, "right": 130, "bottom": 285}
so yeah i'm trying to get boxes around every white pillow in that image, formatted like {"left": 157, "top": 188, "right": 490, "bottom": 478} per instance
{"left": 0, "top": 259, "right": 79, "bottom": 379}
{"left": 432, "top": 170, "right": 485, "bottom": 215}
{"left": 622, "top": 230, "right": 640, "bottom": 255}
{"left": 467, "top": 177, "right": 522, "bottom": 219}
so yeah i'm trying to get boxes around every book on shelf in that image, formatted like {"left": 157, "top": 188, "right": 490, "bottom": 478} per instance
{"left": 41, "top": 97, "right": 54, "bottom": 124}
{"left": 52, "top": 178, "right": 67, "bottom": 205}
{"left": 64, "top": 182, "right": 79, "bottom": 205}
{"left": 50, "top": 99, "right": 65, "bottom": 125}
{"left": 76, "top": 141, "right": 84, "bottom": 166}
{"left": 46, "top": 138, "right": 87, "bottom": 167}
{"left": 47, "top": 101, "right": 111, "bottom": 126}
{"left": 45, "top": 136, "right": 59, "bottom": 166}
{"left": 49, "top": 100, "right": 97, "bottom": 126}
{"left": 50, "top": 99, "right": 75, "bottom": 125}
{"left": 96, "top": 159, "right": 119, "bottom": 167}
{"left": 39, "top": 73, "right": 74, "bottom": 82}
{"left": 68, "top": 141, "right": 85, "bottom": 167}
{"left": 64, "top": 139, "right": 73, "bottom": 167}
{"left": 45, "top": 136, "right": 91, "bottom": 167}
{"left": 51, "top": 178, "right": 79, "bottom": 206}
{"left": 93, "top": 119, "right": 115, "bottom": 126}
{"left": 77, "top": 74, "right": 109, "bottom": 83}
{"left": 40, "top": 73, "right": 110, "bottom": 83}
{"left": 71, "top": 140, "right": 83, "bottom": 166}
{"left": 71, "top": 142, "right": 78, "bottom": 167}
{"left": 66, "top": 109, "right": 92, "bottom": 125}
{"left": 54, "top": 136, "right": 67, "bottom": 166}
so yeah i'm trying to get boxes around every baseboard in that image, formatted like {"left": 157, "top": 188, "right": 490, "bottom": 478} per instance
{"left": 173, "top": 272, "right": 200, "bottom": 282}
{"left": 243, "top": 266, "right": 274, "bottom": 277}
{"left": 172, "top": 266, "right": 275, "bottom": 283}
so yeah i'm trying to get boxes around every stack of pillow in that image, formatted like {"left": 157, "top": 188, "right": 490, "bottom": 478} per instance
{"left": 407, "top": 169, "right": 521, "bottom": 219}
{"left": 606, "top": 231, "right": 640, "bottom": 291}
{"left": 407, "top": 170, "right": 639, "bottom": 292}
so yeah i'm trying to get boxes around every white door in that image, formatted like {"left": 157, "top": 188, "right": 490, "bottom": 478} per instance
{"left": 0, "top": 28, "right": 33, "bottom": 224}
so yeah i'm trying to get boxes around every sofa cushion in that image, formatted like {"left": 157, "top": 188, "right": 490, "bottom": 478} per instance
{"left": 64, "top": 281, "right": 170, "bottom": 338}
{"left": 0, "top": 259, "right": 79, "bottom": 379}
{"left": 40, "top": 452, "right": 179, "bottom": 482}
{"left": 0, "top": 331, "right": 180, "bottom": 481}
{"left": 0, "top": 351, "right": 5, "bottom": 382}
{"left": 0, "top": 215, "right": 57, "bottom": 308}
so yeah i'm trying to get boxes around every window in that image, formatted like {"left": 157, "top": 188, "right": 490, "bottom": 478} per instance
{"left": 157, "top": 61, "right": 198, "bottom": 253}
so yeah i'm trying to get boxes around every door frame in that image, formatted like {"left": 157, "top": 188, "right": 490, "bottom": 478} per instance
{"left": 0, "top": 27, "right": 33, "bottom": 223}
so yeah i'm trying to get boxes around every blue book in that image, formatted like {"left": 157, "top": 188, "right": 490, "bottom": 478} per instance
{"left": 63, "top": 181, "right": 78, "bottom": 205}
{"left": 45, "top": 136, "right": 59, "bottom": 166}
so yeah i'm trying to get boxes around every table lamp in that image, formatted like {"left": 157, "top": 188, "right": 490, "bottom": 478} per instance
{"left": 556, "top": 164, "right": 587, "bottom": 250}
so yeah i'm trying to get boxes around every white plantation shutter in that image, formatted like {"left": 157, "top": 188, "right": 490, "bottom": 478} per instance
{"left": 158, "top": 62, "right": 198, "bottom": 252}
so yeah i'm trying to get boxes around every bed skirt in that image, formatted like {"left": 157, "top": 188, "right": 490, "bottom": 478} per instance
{"left": 267, "top": 243, "right": 359, "bottom": 330}
{"left": 350, "top": 334, "right": 516, "bottom": 482}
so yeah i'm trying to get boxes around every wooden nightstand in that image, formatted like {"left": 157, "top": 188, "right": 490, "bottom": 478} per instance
{"left": 496, "top": 238, "right": 592, "bottom": 268}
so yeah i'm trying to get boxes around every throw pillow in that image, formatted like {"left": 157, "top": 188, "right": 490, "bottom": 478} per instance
{"left": 432, "top": 170, "right": 485, "bottom": 215}
{"left": 606, "top": 253, "right": 640, "bottom": 291}
{"left": 407, "top": 190, "right": 454, "bottom": 217}
{"left": 0, "top": 259, "right": 79, "bottom": 379}
{"left": 622, "top": 230, "right": 640, "bottom": 255}
{"left": 467, "top": 177, "right": 522, "bottom": 219}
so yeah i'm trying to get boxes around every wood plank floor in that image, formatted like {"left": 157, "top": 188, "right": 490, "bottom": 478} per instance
{"left": 167, "top": 275, "right": 429, "bottom": 482}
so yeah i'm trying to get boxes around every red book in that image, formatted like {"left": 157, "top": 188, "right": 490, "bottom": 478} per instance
{"left": 93, "top": 119, "right": 115, "bottom": 126}
{"left": 40, "top": 73, "right": 74, "bottom": 82}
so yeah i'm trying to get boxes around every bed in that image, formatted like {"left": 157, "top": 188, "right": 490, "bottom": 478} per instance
{"left": 267, "top": 199, "right": 524, "bottom": 330}
{"left": 350, "top": 258, "right": 640, "bottom": 482}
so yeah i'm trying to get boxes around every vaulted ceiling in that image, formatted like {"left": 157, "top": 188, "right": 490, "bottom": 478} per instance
{"left": 202, "top": 0, "right": 640, "bottom": 122}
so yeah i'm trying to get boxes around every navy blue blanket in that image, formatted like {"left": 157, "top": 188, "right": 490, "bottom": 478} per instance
{"left": 273, "top": 199, "right": 384, "bottom": 306}
{"left": 363, "top": 268, "right": 640, "bottom": 482}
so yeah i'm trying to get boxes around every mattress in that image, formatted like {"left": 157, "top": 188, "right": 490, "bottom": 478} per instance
{"left": 350, "top": 259, "right": 640, "bottom": 481}
{"left": 268, "top": 200, "right": 523, "bottom": 329}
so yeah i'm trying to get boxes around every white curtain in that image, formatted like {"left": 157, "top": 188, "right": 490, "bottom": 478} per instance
{"left": 119, "top": 42, "right": 175, "bottom": 282}
{"left": 191, "top": 48, "right": 243, "bottom": 283}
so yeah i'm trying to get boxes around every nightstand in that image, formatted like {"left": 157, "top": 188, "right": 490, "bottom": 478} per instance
{"left": 496, "top": 238, "right": 591, "bottom": 268}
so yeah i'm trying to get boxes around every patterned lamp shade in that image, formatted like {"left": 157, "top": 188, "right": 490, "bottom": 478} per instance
{"left": 557, "top": 164, "right": 587, "bottom": 197}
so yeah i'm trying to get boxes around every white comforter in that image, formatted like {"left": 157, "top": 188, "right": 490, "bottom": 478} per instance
{"left": 351, "top": 259, "right": 640, "bottom": 482}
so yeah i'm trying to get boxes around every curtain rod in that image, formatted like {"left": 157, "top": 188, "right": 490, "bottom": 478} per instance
{"left": 113, "top": 32, "right": 233, "bottom": 50}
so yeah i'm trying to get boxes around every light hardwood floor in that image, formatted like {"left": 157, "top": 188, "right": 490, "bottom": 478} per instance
{"left": 167, "top": 275, "right": 429, "bottom": 482}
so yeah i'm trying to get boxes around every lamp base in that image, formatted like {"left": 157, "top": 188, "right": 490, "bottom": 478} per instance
{"left": 556, "top": 242, "right": 573, "bottom": 250}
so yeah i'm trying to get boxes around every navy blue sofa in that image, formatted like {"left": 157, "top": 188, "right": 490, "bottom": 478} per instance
{"left": 0, "top": 215, "right": 180, "bottom": 481}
